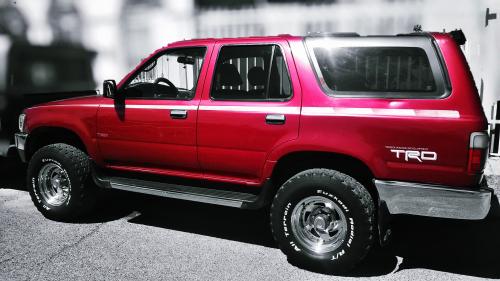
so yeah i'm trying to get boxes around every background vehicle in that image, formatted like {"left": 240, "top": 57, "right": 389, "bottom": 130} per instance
{"left": 0, "top": 38, "right": 96, "bottom": 158}
{"left": 15, "top": 30, "right": 491, "bottom": 273}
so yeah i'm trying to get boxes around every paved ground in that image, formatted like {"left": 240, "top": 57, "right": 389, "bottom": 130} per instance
{"left": 1, "top": 161, "right": 500, "bottom": 281}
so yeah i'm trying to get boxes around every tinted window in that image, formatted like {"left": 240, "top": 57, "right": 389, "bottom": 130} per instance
{"left": 211, "top": 45, "right": 292, "bottom": 101}
{"left": 306, "top": 38, "right": 446, "bottom": 99}
{"left": 124, "top": 47, "right": 205, "bottom": 100}
{"left": 314, "top": 47, "right": 436, "bottom": 93}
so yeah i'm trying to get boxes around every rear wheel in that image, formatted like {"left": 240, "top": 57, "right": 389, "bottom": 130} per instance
{"left": 27, "top": 143, "right": 96, "bottom": 221}
{"left": 270, "top": 168, "right": 375, "bottom": 273}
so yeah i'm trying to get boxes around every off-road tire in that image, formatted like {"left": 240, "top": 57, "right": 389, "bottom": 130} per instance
{"left": 27, "top": 143, "right": 96, "bottom": 221}
{"left": 270, "top": 168, "right": 375, "bottom": 273}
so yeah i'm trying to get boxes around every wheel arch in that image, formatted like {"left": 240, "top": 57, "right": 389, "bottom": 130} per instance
{"left": 270, "top": 151, "right": 378, "bottom": 201}
{"left": 25, "top": 126, "right": 90, "bottom": 161}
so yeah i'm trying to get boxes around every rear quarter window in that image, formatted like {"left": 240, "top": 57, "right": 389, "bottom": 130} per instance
{"left": 305, "top": 36, "right": 449, "bottom": 99}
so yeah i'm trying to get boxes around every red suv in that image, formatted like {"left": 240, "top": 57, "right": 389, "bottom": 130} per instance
{"left": 15, "top": 30, "right": 492, "bottom": 272}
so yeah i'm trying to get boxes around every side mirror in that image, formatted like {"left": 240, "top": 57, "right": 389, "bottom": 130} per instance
{"left": 103, "top": 79, "right": 117, "bottom": 98}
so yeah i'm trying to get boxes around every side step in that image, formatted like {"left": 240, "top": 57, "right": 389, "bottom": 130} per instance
{"left": 97, "top": 176, "right": 273, "bottom": 209}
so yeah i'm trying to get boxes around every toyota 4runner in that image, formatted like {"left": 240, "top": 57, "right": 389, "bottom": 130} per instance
{"left": 15, "top": 30, "right": 492, "bottom": 273}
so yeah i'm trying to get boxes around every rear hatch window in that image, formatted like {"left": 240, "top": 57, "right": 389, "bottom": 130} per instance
{"left": 305, "top": 36, "right": 449, "bottom": 99}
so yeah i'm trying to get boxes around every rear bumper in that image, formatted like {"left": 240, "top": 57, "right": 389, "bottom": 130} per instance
{"left": 14, "top": 133, "right": 27, "bottom": 162}
{"left": 374, "top": 179, "right": 492, "bottom": 220}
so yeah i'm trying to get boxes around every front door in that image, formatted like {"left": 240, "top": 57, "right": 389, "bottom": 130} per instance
{"left": 97, "top": 46, "right": 209, "bottom": 174}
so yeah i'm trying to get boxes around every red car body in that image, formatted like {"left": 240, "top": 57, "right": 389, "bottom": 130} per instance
{"left": 21, "top": 33, "right": 487, "bottom": 189}
{"left": 16, "top": 31, "right": 493, "bottom": 271}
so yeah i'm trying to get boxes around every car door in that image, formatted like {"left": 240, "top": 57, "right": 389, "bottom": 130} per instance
{"left": 97, "top": 46, "right": 210, "bottom": 174}
{"left": 197, "top": 41, "right": 301, "bottom": 184}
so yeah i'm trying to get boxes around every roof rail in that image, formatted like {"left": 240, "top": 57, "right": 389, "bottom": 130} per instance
{"left": 306, "top": 32, "right": 360, "bottom": 37}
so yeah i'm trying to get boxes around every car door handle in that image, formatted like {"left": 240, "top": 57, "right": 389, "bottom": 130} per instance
{"left": 265, "top": 114, "right": 286, "bottom": 125}
{"left": 170, "top": 109, "right": 187, "bottom": 119}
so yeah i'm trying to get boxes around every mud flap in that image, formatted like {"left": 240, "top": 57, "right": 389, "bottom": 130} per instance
{"left": 378, "top": 200, "right": 393, "bottom": 246}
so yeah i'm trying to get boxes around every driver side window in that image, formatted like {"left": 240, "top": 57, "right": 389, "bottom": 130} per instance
{"left": 124, "top": 47, "right": 206, "bottom": 100}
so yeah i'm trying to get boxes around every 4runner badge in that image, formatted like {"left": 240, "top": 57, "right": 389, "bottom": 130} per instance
{"left": 386, "top": 146, "right": 437, "bottom": 162}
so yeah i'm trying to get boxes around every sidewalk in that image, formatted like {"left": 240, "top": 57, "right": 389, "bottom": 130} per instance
{"left": 486, "top": 157, "right": 500, "bottom": 192}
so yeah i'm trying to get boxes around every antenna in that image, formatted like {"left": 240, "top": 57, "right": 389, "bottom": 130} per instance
{"left": 413, "top": 25, "right": 423, "bottom": 32}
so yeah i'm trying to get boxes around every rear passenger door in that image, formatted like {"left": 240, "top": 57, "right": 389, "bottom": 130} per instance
{"left": 197, "top": 42, "right": 301, "bottom": 183}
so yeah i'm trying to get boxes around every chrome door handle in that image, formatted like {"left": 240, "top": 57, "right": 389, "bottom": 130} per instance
{"left": 170, "top": 109, "right": 187, "bottom": 119}
{"left": 265, "top": 114, "right": 285, "bottom": 125}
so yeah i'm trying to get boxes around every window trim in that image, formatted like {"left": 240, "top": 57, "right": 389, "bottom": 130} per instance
{"left": 304, "top": 36, "right": 451, "bottom": 99}
{"left": 209, "top": 43, "right": 294, "bottom": 102}
{"left": 118, "top": 46, "right": 208, "bottom": 101}
{"left": 431, "top": 37, "right": 452, "bottom": 93}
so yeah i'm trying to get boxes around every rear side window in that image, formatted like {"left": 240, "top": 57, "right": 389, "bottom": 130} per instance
{"left": 306, "top": 37, "right": 448, "bottom": 99}
{"left": 211, "top": 45, "right": 292, "bottom": 101}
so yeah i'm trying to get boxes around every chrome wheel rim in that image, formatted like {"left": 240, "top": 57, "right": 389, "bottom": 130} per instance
{"left": 38, "top": 163, "right": 70, "bottom": 206}
{"left": 290, "top": 196, "right": 348, "bottom": 254}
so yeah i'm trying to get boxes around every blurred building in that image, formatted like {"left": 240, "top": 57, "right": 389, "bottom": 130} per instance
{"left": 4, "top": 0, "right": 194, "bottom": 89}
{"left": 48, "top": 0, "right": 83, "bottom": 44}
{"left": 0, "top": 0, "right": 28, "bottom": 41}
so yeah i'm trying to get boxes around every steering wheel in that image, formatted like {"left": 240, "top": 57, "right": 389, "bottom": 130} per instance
{"left": 153, "top": 77, "right": 178, "bottom": 95}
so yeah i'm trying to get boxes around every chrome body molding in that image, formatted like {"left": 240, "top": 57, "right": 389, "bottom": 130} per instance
{"left": 14, "top": 133, "right": 28, "bottom": 162}
{"left": 104, "top": 176, "right": 265, "bottom": 209}
{"left": 374, "top": 179, "right": 492, "bottom": 220}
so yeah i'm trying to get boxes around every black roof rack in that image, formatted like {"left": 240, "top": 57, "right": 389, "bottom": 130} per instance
{"left": 397, "top": 29, "right": 467, "bottom": 46}
{"left": 449, "top": 29, "right": 466, "bottom": 45}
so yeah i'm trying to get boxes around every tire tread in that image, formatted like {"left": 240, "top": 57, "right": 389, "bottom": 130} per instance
{"left": 28, "top": 143, "right": 94, "bottom": 221}
{"left": 270, "top": 168, "right": 375, "bottom": 272}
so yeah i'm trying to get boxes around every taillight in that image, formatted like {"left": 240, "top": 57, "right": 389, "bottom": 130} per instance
{"left": 467, "top": 132, "right": 489, "bottom": 173}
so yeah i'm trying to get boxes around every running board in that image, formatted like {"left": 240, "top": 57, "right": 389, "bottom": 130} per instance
{"left": 97, "top": 176, "right": 273, "bottom": 209}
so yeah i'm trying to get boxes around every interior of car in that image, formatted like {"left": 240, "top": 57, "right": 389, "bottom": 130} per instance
{"left": 211, "top": 45, "right": 292, "bottom": 101}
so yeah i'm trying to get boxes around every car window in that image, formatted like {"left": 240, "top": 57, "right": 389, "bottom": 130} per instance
{"left": 306, "top": 37, "right": 447, "bottom": 99}
{"left": 124, "top": 47, "right": 206, "bottom": 100}
{"left": 211, "top": 45, "right": 292, "bottom": 101}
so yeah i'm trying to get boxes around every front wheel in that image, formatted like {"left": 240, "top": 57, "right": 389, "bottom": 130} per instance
{"left": 27, "top": 143, "right": 96, "bottom": 221}
{"left": 270, "top": 169, "right": 375, "bottom": 273}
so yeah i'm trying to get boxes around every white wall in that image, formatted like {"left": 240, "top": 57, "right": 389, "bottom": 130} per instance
{"left": 197, "top": 0, "right": 500, "bottom": 117}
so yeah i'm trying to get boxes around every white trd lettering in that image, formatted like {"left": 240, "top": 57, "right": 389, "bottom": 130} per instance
{"left": 405, "top": 150, "right": 422, "bottom": 162}
{"left": 390, "top": 149, "right": 405, "bottom": 159}
{"left": 421, "top": 151, "right": 437, "bottom": 161}
{"left": 390, "top": 148, "right": 437, "bottom": 162}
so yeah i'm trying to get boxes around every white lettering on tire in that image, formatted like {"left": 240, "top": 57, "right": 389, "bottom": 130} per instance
{"left": 283, "top": 189, "right": 356, "bottom": 260}
{"left": 283, "top": 202, "right": 291, "bottom": 237}
{"left": 332, "top": 249, "right": 345, "bottom": 260}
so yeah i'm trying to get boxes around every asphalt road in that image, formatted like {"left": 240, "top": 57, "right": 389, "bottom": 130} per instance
{"left": 1, "top": 161, "right": 500, "bottom": 281}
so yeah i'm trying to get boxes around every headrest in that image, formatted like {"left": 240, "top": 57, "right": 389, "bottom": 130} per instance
{"left": 248, "top": 67, "right": 266, "bottom": 86}
{"left": 218, "top": 63, "right": 242, "bottom": 87}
